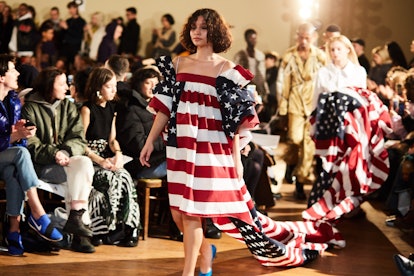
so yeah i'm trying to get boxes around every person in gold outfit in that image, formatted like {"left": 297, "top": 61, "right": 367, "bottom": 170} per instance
{"left": 277, "top": 22, "right": 326, "bottom": 199}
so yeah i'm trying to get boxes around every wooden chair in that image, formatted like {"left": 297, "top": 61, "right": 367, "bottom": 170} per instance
{"left": 135, "top": 178, "right": 168, "bottom": 240}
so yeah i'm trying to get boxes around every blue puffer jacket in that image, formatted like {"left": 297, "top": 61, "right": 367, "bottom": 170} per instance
{"left": 0, "top": 90, "right": 26, "bottom": 152}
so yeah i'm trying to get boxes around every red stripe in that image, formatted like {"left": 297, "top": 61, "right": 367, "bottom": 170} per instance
{"left": 176, "top": 114, "right": 223, "bottom": 131}
{"left": 148, "top": 97, "right": 170, "bottom": 116}
{"left": 180, "top": 90, "right": 220, "bottom": 107}
{"left": 168, "top": 182, "right": 245, "bottom": 203}
{"left": 176, "top": 73, "right": 216, "bottom": 86}
{"left": 167, "top": 158, "right": 237, "bottom": 178}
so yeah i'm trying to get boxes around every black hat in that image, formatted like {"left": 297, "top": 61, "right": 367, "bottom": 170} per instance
{"left": 351, "top": 38, "right": 365, "bottom": 47}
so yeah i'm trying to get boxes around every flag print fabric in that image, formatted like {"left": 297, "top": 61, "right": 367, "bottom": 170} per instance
{"left": 147, "top": 56, "right": 346, "bottom": 267}
{"left": 304, "top": 87, "right": 392, "bottom": 222}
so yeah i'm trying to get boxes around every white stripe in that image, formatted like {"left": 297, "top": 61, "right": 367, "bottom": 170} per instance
{"left": 176, "top": 125, "right": 228, "bottom": 143}
{"left": 176, "top": 100, "right": 222, "bottom": 120}
{"left": 166, "top": 147, "right": 233, "bottom": 166}
{"left": 184, "top": 81, "right": 217, "bottom": 96}
{"left": 168, "top": 171, "right": 243, "bottom": 192}
{"left": 169, "top": 194, "right": 249, "bottom": 215}
{"left": 151, "top": 94, "right": 172, "bottom": 113}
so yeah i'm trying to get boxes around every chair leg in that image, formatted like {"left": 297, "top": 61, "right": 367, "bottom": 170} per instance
{"left": 142, "top": 187, "right": 150, "bottom": 240}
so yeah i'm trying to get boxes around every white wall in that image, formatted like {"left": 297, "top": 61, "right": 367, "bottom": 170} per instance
{"left": 9, "top": 0, "right": 291, "bottom": 60}
{"left": 7, "top": 0, "right": 414, "bottom": 61}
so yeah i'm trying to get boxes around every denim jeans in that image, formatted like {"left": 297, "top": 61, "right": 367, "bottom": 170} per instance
{"left": 0, "top": 147, "right": 39, "bottom": 216}
{"left": 135, "top": 161, "right": 167, "bottom": 179}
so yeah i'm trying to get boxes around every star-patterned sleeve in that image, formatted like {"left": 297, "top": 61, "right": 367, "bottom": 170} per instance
{"left": 217, "top": 65, "right": 259, "bottom": 140}
{"left": 147, "top": 56, "right": 179, "bottom": 117}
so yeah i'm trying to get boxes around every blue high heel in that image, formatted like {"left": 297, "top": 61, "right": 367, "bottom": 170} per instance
{"left": 199, "top": 244, "right": 217, "bottom": 276}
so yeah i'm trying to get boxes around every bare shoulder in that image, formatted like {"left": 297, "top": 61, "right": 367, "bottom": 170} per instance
{"left": 218, "top": 56, "right": 235, "bottom": 71}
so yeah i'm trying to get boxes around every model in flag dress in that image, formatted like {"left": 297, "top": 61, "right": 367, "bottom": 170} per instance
{"left": 304, "top": 35, "right": 391, "bottom": 222}
{"left": 140, "top": 9, "right": 342, "bottom": 276}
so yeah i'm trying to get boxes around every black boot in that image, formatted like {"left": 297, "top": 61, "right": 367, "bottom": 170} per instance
{"left": 285, "top": 164, "right": 296, "bottom": 184}
{"left": 204, "top": 218, "right": 221, "bottom": 239}
{"left": 394, "top": 254, "right": 414, "bottom": 275}
{"left": 302, "top": 249, "right": 319, "bottom": 265}
{"left": 117, "top": 226, "right": 139, "bottom": 247}
{"left": 294, "top": 180, "right": 306, "bottom": 200}
{"left": 71, "top": 235, "right": 95, "bottom": 253}
{"left": 63, "top": 209, "right": 93, "bottom": 237}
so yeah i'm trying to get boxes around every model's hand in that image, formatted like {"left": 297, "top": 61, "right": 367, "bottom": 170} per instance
{"left": 140, "top": 142, "right": 154, "bottom": 167}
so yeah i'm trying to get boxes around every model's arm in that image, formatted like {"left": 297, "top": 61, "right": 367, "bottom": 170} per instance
{"left": 139, "top": 111, "right": 169, "bottom": 167}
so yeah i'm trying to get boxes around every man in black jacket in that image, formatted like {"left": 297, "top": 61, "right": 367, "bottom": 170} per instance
{"left": 118, "top": 7, "right": 140, "bottom": 57}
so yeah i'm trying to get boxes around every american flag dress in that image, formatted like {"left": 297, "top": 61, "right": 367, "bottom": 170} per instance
{"left": 148, "top": 56, "right": 345, "bottom": 267}
{"left": 304, "top": 87, "right": 392, "bottom": 222}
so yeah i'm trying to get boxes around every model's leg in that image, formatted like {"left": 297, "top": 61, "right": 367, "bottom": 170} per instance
{"left": 198, "top": 238, "right": 213, "bottom": 274}
{"left": 181, "top": 213, "right": 204, "bottom": 276}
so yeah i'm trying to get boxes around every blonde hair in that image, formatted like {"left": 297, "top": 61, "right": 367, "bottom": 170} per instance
{"left": 372, "top": 45, "right": 391, "bottom": 64}
{"left": 325, "top": 35, "right": 359, "bottom": 65}
{"left": 386, "top": 66, "right": 408, "bottom": 99}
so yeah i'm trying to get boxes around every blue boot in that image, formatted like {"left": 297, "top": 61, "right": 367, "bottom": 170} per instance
{"left": 199, "top": 244, "right": 217, "bottom": 276}
{"left": 6, "top": 232, "right": 24, "bottom": 256}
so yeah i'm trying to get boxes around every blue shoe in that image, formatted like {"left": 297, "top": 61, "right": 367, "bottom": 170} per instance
{"left": 29, "top": 214, "right": 63, "bottom": 242}
{"left": 6, "top": 232, "right": 24, "bottom": 256}
{"left": 199, "top": 244, "right": 217, "bottom": 276}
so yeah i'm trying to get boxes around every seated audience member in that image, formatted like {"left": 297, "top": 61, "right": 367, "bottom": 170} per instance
{"left": 387, "top": 41, "right": 408, "bottom": 69}
{"left": 351, "top": 38, "right": 371, "bottom": 74}
{"left": 105, "top": 54, "right": 131, "bottom": 103}
{"left": 376, "top": 69, "right": 413, "bottom": 201}
{"left": 83, "top": 11, "right": 106, "bottom": 61}
{"left": 115, "top": 67, "right": 192, "bottom": 240}
{"left": 151, "top": 13, "right": 176, "bottom": 59}
{"left": 385, "top": 131, "right": 414, "bottom": 228}
{"left": 409, "top": 39, "right": 414, "bottom": 69}
{"left": 241, "top": 141, "right": 276, "bottom": 211}
{"left": 0, "top": 54, "right": 62, "bottom": 256}
{"left": 97, "top": 20, "right": 123, "bottom": 65}
{"left": 116, "top": 66, "right": 166, "bottom": 179}
{"left": 367, "top": 45, "right": 393, "bottom": 95}
{"left": 35, "top": 20, "right": 57, "bottom": 71}
{"left": 69, "top": 67, "right": 93, "bottom": 108}
{"left": 21, "top": 68, "right": 96, "bottom": 253}
{"left": 81, "top": 67, "right": 140, "bottom": 247}
{"left": 241, "top": 142, "right": 264, "bottom": 200}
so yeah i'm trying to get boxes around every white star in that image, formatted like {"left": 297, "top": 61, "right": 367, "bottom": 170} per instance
{"left": 170, "top": 127, "right": 176, "bottom": 134}
{"left": 230, "top": 93, "right": 238, "bottom": 100}
{"left": 162, "top": 85, "right": 169, "bottom": 93}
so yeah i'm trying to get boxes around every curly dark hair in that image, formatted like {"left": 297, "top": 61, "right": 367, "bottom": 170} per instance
{"left": 180, "top": 8, "right": 232, "bottom": 54}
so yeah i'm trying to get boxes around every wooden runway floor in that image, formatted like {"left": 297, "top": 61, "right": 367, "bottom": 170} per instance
{"left": 0, "top": 181, "right": 411, "bottom": 276}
